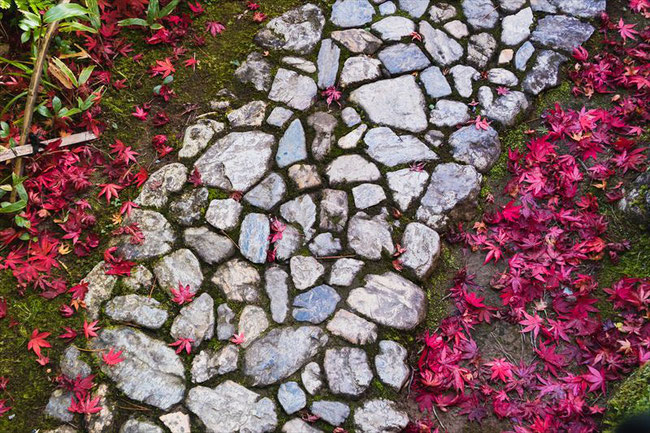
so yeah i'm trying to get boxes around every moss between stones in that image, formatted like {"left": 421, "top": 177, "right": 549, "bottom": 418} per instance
{"left": 603, "top": 362, "right": 650, "bottom": 432}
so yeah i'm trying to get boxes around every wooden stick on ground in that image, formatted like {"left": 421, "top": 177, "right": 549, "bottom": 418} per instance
{"left": 0, "top": 131, "right": 97, "bottom": 163}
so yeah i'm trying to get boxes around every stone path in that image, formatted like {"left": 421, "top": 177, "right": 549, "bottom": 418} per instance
{"left": 44, "top": 0, "right": 605, "bottom": 432}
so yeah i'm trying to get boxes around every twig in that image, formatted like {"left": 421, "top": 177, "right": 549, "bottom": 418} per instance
{"left": 316, "top": 254, "right": 356, "bottom": 260}
{"left": 72, "top": 345, "right": 103, "bottom": 353}
{"left": 432, "top": 406, "right": 446, "bottom": 431}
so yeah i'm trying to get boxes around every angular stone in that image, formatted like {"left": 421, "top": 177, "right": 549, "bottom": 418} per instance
{"left": 171, "top": 293, "right": 215, "bottom": 347}
{"left": 488, "top": 68, "right": 518, "bottom": 86}
{"left": 386, "top": 169, "right": 428, "bottom": 212}
{"left": 349, "top": 75, "right": 427, "bottom": 133}
{"left": 309, "top": 233, "right": 342, "bottom": 256}
{"left": 180, "top": 120, "right": 224, "bottom": 159}
{"left": 324, "top": 347, "right": 373, "bottom": 396}
{"left": 275, "top": 224, "right": 304, "bottom": 261}
{"left": 450, "top": 65, "right": 479, "bottom": 97}
{"left": 499, "top": 0, "right": 526, "bottom": 11}
{"left": 282, "top": 56, "right": 317, "bottom": 73}
{"left": 348, "top": 211, "right": 394, "bottom": 260}
{"left": 424, "top": 130, "right": 445, "bottom": 148}
{"left": 92, "top": 327, "right": 185, "bottom": 410}
{"left": 278, "top": 382, "right": 307, "bottom": 415}
{"left": 375, "top": 340, "right": 409, "bottom": 390}
{"left": 444, "top": 20, "right": 468, "bottom": 38}
{"left": 186, "top": 381, "right": 277, "bottom": 433}
{"left": 239, "top": 213, "right": 270, "bottom": 264}
{"left": 288, "top": 164, "right": 322, "bottom": 190}
{"left": 430, "top": 99, "right": 469, "bottom": 127}
{"left": 379, "top": 1, "right": 397, "bottom": 14}
{"left": 61, "top": 346, "right": 91, "bottom": 379}
{"left": 420, "top": 66, "right": 452, "bottom": 98}
{"left": 353, "top": 399, "right": 408, "bottom": 433}
{"left": 416, "top": 162, "right": 482, "bottom": 228}
{"left": 522, "top": 50, "right": 567, "bottom": 95}
{"left": 371, "top": 16, "right": 415, "bottom": 41}
{"left": 217, "top": 303, "right": 236, "bottom": 340}
{"left": 154, "top": 249, "right": 203, "bottom": 292}
{"left": 267, "top": 107, "right": 294, "bottom": 128}
{"left": 265, "top": 267, "right": 290, "bottom": 323}
{"left": 46, "top": 389, "right": 74, "bottom": 422}
{"left": 122, "top": 265, "right": 153, "bottom": 292}
{"left": 227, "top": 101, "right": 267, "bottom": 128}
{"left": 244, "top": 173, "right": 286, "bottom": 210}
{"left": 515, "top": 41, "right": 535, "bottom": 71}
{"left": 347, "top": 272, "right": 426, "bottom": 329}
{"left": 191, "top": 345, "right": 239, "bottom": 383}
{"left": 119, "top": 418, "right": 163, "bottom": 433}
{"left": 205, "top": 198, "right": 242, "bottom": 231}
{"left": 194, "top": 131, "right": 274, "bottom": 192}
{"left": 399, "top": 0, "right": 429, "bottom": 17}
{"left": 184, "top": 226, "right": 235, "bottom": 265}
{"left": 364, "top": 127, "right": 437, "bottom": 167}
{"left": 449, "top": 125, "right": 500, "bottom": 172}
{"left": 282, "top": 420, "right": 323, "bottom": 433}
{"left": 329, "top": 258, "right": 364, "bottom": 286}
{"left": 135, "top": 163, "right": 187, "bottom": 209}
{"left": 239, "top": 305, "right": 269, "bottom": 348}
{"left": 619, "top": 172, "right": 650, "bottom": 225}
{"left": 82, "top": 261, "right": 117, "bottom": 320}
{"left": 327, "top": 309, "right": 378, "bottom": 344}
{"left": 419, "top": 21, "right": 463, "bottom": 66}
{"left": 326, "top": 155, "right": 381, "bottom": 184}
{"left": 331, "top": 29, "right": 382, "bottom": 54}
{"left": 293, "top": 285, "right": 340, "bottom": 324}
{"left": 311, "top": 401, "right": 350, "bottom": 426}
{"left": 429, "top": 3, "right": 457, "bottom": 22}
{"left": 400, "top": 222, "right": 441, "bottom": 279}
{"left": 463, "top": 0, "right": 499, "bottom": 29}
{"left": 531, "top": 15, "right": 594, "bottom": 52}
{"left": 235, "top": 52, "right": 272, "bottom": 91}
{"left": 244, "top": 326, "right": 329, "bottom": 385}
{"left": 212, "top": 259, "right": 261, "bottom": 303}
{"left": 307, "top": 112, "right": 337, "bottom": 161}
{"left": 301, "top": 362, "right": 323, "bottom": 395}
{"left": 550, "top": 0, "right": 606, "bottom": 17}
{"left": 319, "top": 189, "right": 348, "bottom": 232}
{"left": 105, "top": 295, "right": 168, "bottom": 329}
{"left": 341, "top": 107, "right": 362, "bottom": 126}
{"left": 114, "top": 209, "right": 176, "bottom": 260}
{"left": 467, "top": 33, "right": 496, "bottom": 68}
{"left": 160, "top": 412, "right": 191, "bottom": 433}
{"left": 290, "top": 255, "right": 325, "bottom": 290}
{"left": 281, "top": 194, "right": 317, "bottom": 240}
{"left": 277, "top": 119, "right": 307, "bottom": 168}
{"left": 378, "top": 43, "right": 430, "bottom": 74}
{"left": 338, "top": 124, "right": 367, "bottom": 149}
{"left": 317, "top": 39, "right": 340, "bottom": 89}
{"left": 340, "top": 56, "right": 382, "bottom": 87}
{"left": 269, "top": 69, "right": 318, "bottom": 111}
{"left": 170, "top": 187, "right": 209, "bottom": 226}
{"left": 331, "top": 0, "right": 375, "bottom": 28}
{"left": 502, "top": 7, "right": 533, "bottom": 46}
{"left": 481, "top": 88, "right": 529, "bottom": 125}
{"left": 352, "top": 183, "right": 386, "bottom": 209}
{"left": 255, "top": 4, "right": 325, "bottom": 54}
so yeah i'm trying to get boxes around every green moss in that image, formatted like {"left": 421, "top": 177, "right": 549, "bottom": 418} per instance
{"left": 603, "top": 363, "right": 650, "bottom": 432}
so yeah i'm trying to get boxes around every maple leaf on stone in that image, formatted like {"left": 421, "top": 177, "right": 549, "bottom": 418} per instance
{"left": 68, "top": 281, "right": 89, "bottom": 300}
{"left": 150, "top": 58, "right": 175, "bottom": 78}
{"left": 169, "top": 338, "right": 194, "bottom": 354}
{"left": 206, "top": 21, "right": 225, "bottom": 36}
{"left": 83, "top": 320, "right": 100, "bottom": 339}
{"left": 102, "top": 348, "right": 124, "bottom": 366}
{"left": 27, "top": 329, "right": 51, "bottom": 357}
{"left": 119, "top": 201, "right": 139, "bottom": 217}
{"left": 171, "top": 283, "right": 196, "bottom": 305}
{"left": 68, "top": 394, "right": 102, "bottom": 414}
{"left": 188, "top": 168, "right": 202, "bottom": 187}
{"left": 473, "top": 115, "right": 491, "bottom": 131}
{"left": 230, "top": 332, "right": 245, "bottom": 345}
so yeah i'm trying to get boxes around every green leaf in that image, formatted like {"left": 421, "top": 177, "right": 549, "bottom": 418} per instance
{"left": 59, "top": 21, "right": 97, "bottom": 33}
{"left": 147, "top": 0, "right": 159, "bottom": 22}
{"left": 159, "top": 0, "right": 181, "bottom": 17}
{"left": 118, "top": 18, "right": 148, "bottom": 27}
{"left": 44, "top": 3, "right": 89, "bottom": 23}
{"left": 0, "top": 200, "right": 27, "bottom": 214}
{"left": 14, "top": 214, "right": 30, "bottom": 227}
{"left": 52, "top": 56, "right": 78, "bottom": 87}
{"left": 78, "top": 65, "right": 95, "bottom": 86}
{"left": 52, "top": 95, "right": 62, "bottom": 113}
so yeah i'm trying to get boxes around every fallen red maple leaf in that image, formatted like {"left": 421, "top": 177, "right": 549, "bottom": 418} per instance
{"left": 27, "top": 329, "right": 51, "bottom": 357}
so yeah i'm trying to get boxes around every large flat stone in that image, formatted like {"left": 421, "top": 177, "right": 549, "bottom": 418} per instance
{"left": 254, "top": 4, "right": 325, "bottom": 54}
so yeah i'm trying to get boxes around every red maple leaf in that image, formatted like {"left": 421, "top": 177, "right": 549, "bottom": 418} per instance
{"left": 171, "top": 283, "right": 195, "bottom": 305}
{"left": 83, "top": 320, "right": 100, "bottom": 339}
{"left": 206, "top": 21, "right": 225, "bottom": 36}
{"left": 519, "top": 311, "right": 543, "bottom": 339}
{"left": 27, "top": 329, "right": 51, "bottom": 357}
{"left": 230, "top": 332, "right": 245, "bottom": 345}
{"left": 97, "top": 183, "right": 122, "bottom": 203}
{"left": 58, "top": 327, "right": 78, "bottom": 341}
{"left": 617, "top": 18, "right": 639, "bottom": 42}
{"left": 150, "top": 58, "right": 175, "bottom": 78}
{"left": 68, "top": 282, "right": 89, "bottom": 300}
{"left": 169, "top": 338, "right": 194, "bottom": 354}
{"left": 102, "top": 348, "right": 124, "bottom": 366}
{"left": 68, "top": 394, "right": 102, "bottom": 414}
{"left": 131, "top": 105, "right": 148, "bottom": 121}
{"left": 485, "top": 358, "right": 514, "bottom": 383}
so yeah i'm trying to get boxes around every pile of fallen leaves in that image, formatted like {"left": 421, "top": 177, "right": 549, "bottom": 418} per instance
{"left": 410, "top": 2, "right": 649, "bottom": 432}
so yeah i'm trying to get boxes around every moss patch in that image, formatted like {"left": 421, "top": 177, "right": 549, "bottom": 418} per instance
{"left": 603, "top": 362, "right": 650, "bottom": 432}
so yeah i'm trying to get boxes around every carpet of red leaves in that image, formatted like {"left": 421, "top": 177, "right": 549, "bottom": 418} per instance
{"left": 409, "top": 3, "right": 649, "bottom": 433}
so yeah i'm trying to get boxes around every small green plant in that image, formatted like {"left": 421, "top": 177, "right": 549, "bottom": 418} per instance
{"left": 118, "top": 0, "right": 181, "bottom": 29}
{"left": 0, "top": 173, "right": 30, "bottom": 230}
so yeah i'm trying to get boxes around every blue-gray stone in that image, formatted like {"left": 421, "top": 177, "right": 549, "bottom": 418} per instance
{"left": 530, "top": 15, "right": 594, "bottom": 52}
{"left": 278, "top": 382, "right": 307, "bottom": 414}
{"left": 311, "top": 400, "right": 350, "bottom": 426}
{"left": 317, "top": 39, "right": 341, "bottom": 89}
{"left": 239, "top": 213, "right": 270, "bottom": 264}
{"left": 398, "top": 0, "right": 429, "bottom": 17}
{"left": 515, "top": 41, "right": 535, "bottom": 71}
{"left": 419, "top": 66, "right": 452, "bottom": 98}
{"left": 378, "top": 44, "right": 431, "bottom": 74}
{"left": 292, "top": 285, "right": 341, "bottom": 324}
{"left": 276, "top": 119, "right": 307, "bottom": 168}
{"left": 379, "top": 1, "right": 397, "bottom": 15}
{"left": 331, "top": 0, "right": 375, "bottom": 28}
